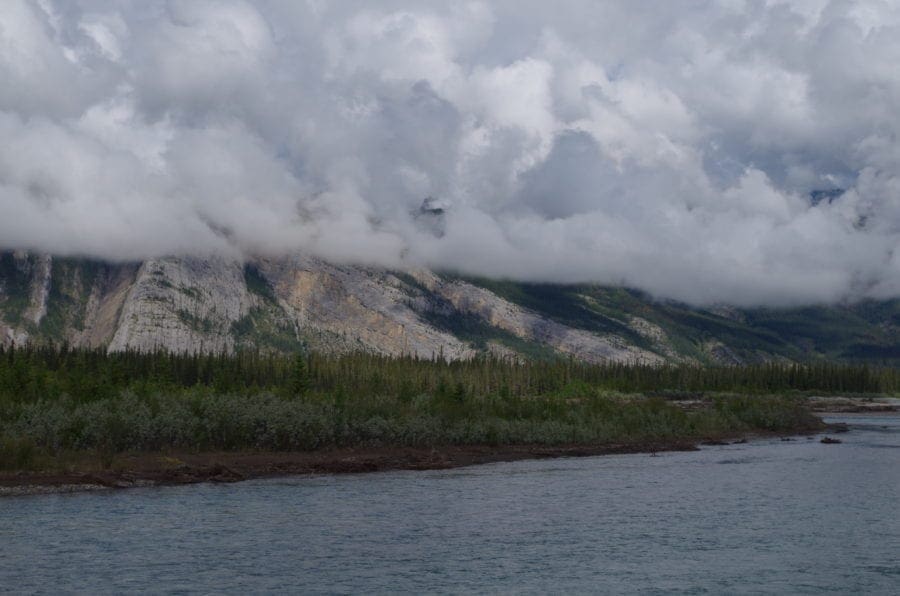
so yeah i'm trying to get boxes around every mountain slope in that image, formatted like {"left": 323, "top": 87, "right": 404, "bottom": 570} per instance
{"left": 2, "top": 251, "right": 898, "bottom": 364}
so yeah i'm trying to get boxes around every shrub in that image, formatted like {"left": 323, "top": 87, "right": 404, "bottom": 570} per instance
{"left": 0, "top": 435, "right": 36, "bottom": 470}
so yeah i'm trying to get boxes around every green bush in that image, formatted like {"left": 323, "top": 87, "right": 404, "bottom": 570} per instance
{"left": 0, "top": 388, "right": 822, "bottom": 455}
{"left": 0, "top": 435, "right": 36, "bottom": 470}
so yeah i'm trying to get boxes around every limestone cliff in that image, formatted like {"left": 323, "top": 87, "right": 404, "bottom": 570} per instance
{"left": 3, "top": 251, "right": 899, "bottom": 364}
{"left": 0, "top": 252, "right": 657, "bottom": 362}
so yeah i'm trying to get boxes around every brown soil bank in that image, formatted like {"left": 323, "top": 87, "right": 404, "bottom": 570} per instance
{"left": 0, "top": 428, "right": 831, "bottom": 497}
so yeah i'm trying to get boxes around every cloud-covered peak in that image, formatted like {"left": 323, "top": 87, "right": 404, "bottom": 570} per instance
{"left": 2, "top": 0, "right": 900, "bottom": 306}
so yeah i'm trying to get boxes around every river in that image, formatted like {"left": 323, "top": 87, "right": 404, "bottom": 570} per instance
{"left": 2, "top": 414, "right": 898, "bottom": 594}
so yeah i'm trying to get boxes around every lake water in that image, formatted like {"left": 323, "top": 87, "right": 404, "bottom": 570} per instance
{"left": 2, "top": 415, "right": 898, "bottom": 594}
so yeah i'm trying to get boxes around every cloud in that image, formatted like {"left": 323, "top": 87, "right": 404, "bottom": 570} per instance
{"left": 2, "top": 0, "right": 900, "bottom": 306}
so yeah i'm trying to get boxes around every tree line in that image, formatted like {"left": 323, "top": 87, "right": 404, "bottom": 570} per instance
{"left": 0, "top": 345, "right": 897, "bottom": 406}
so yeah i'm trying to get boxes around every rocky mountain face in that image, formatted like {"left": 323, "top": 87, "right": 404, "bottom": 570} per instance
{"left": 2, "top": 251, "right": 899, "bottom": 364}
{"left": 0, "top": 252, "right": 659, "bottom": 364}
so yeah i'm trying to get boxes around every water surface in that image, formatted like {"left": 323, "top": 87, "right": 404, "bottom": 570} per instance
{"left": 2, "top": 415, "right": 898, "bottom": 594}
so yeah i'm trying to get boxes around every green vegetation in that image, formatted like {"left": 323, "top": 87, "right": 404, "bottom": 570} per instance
{"left": 4, "top": 256, "right": 108, "bottom": 341}
{"left": 0, "top": 253, "right": 34, "bottom": 325}
{"left": 0, "top": 388, "right": 819, "bottom": 457}
{"left": 230, "top": 308, "right": 305, "bottom": 352}
{"left": 0, "top": 435, "right": 36, "bottom": 470}
{"left": 3, "top": 345, "right": 895, "bottom": 406}
{"left": 0, "top": 346, "right": 884, "bottom": 467}
{"left": 243, "top": 264, "right": 276, "bottom": 302}
{"left": 177, "top": 285, "right": 202, "bottom": 300}
{"left": 175, "top": 309, "right": 217, "bottom": 334}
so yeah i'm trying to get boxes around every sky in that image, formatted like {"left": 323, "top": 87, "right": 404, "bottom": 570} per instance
{"left": 2, "top": 0, "right": 900, "bottom": 306}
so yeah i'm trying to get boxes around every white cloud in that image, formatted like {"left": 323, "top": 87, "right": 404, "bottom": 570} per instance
{"left": 1, "top": 0, "right": 900, "bottom": 306}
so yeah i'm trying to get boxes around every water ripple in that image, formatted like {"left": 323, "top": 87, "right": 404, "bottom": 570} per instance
{"left": 1, "top": 415, "right": 898, "bottom": 594}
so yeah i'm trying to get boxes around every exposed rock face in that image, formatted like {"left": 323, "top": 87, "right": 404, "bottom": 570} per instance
{"left": 627, "top": 316, "right": 685, "bottom": 362}
{"left": 411, "top": 271, "right": 662, "bottom": 364}
{"left": 21, "top": 254, "right": 52, "bottom": 327}
{"left": 108, "top": 258, "right": 255, "bottom": 353}
{"left": 5, "top": 250, "right": 898, "bottom": 364}
{"left": 0, "top": 251, "right": 670, "bottom": 362}
{"left": 701, "top": 340, "right": 744, "bottom": 365}
{"left": 70, "top": 263, "right": 141, "bottom": 348}
{"left": 1, "top": 252, "right": 51, "bottom": 346}
{"left": 259, "top": 256, "right": 474, "bottom": 360}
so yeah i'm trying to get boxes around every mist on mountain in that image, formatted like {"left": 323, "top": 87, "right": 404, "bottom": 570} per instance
{"left": 2, "top": 1, "right": 900, "bottom": 306}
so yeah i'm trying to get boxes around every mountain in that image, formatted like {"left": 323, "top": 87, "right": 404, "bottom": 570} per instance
{"left": 2, "top": 251, "right": 899, "bottom": 364}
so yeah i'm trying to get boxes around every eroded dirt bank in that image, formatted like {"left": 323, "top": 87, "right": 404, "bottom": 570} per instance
{"left": 0, "top": 441, "right": 715, "bottom": 496}
{"left": 3, "top": 425, "right": 844, "bottom": 498}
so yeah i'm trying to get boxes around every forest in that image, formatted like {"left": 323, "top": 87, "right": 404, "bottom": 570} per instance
{"left": 1, "top": 345, "right": 896, "bottom": 403}
{"left": 1, "top": 345, "right": 888, "bottom": 469}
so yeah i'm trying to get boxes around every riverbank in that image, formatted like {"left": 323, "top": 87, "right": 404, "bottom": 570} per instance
{"left": 806, "top": 395, "right": 899, "bottom": 413}
{"left": 0, "top": 441, "right": 700, "bottom": 496}
{"left": 0, "top": 390, "right": 848, "bottom": 496}
{"left": 0, "top": 440, "right": 769, "bottom": 496}
{"left": 1, "top": 420, "right": 842, "bottom": 497}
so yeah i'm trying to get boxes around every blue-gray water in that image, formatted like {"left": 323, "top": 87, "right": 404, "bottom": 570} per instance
{"left": 2, "top": 415, "right": 899, "bottom": 594}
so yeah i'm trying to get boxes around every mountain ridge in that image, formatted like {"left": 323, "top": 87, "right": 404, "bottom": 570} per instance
{"left": 2, "top": 251, "right": 898, "bottom": 365}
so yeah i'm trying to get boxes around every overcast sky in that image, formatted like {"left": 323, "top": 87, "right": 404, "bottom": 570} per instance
{"left": 2, "top": 0, "right": 900, "bottom": 306}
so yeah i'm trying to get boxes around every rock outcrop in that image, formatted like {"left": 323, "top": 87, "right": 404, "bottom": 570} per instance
{"left": 0, "top": 252, "right": 662, "bottom": 362}
{"left": 107, "top": 258, "right": 255, "bottom": 353}
{"left": 410, "top": 271, "right": 662, "bottom": 364}
{"left": 5, "top": 250, "right": 900, "bottom": 364}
